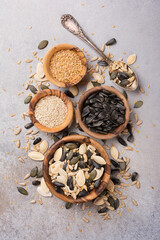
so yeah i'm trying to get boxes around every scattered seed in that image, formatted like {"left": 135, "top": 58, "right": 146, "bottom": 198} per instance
{"left": 136, "top": 120, "right": 143, "bottom": 126}
{"left": 65, "top": 202, "right": 73, "bottom": 209}
{"left": 30, "top": 200, "right": 36, "bottom": 204}
{"left": 101, "top": 43, "right": 106, "bottom": 52}
{"left": 14, "top": 128, "right": 22, "bottom": 135}
{"left": 125, "top": 146, "right": 133, "bottom": 151}
{"left": 91, "top": 56, "right": 98, "bottom": 62}
{"left": 25, "top": 59, "right": 33, "bottom": 63}
{"left": 16, "top": 140, "right": 20, "bottom": 148}
{"left": 134, "top": 101, "right": 143, "bottom": 108}
{"left": 24, "top": 173, "right": 30, "bottom": 180}
{"left": 136, "top": 181, "right": 140, "bottom": 189}
{"left": 24, "top": 122, "right": 34, "bottom": 129}
{"left": 24, "top": 96, "right": 32, "bottom": 104}
{"left": 30, "top": 166, "right": 38, "bottom": 177}
{"left": 123, "top": 90, "right": 128, "bottom": 100}
{"left": 40, "top": 84, "right": 49, "bottom": 90}
{"left": 132, "top": 199, "right": 138, "bottom": 206}
{"left": 82, "top": 217, "right": 89, "bottom": 223}
{"left": 17, "top": 187, "right": 28, "bottom": 195}
{"left": 117, "top": 136, "right": 127, "bottom": 146}
{"left": 38, "top": 40, "right": 48, "bottom": 50}
{"left": 64, "top": 90, "right": 74, "bottom": 98}
{"left": 131, "top": 172, "right": 139, "bottom": 181}
{"left": 106, "top": 38, "right": 116, "bottom": 46}
{"left": 29, "top": 85, "right": 38, "bottom": 94}
{"left": 33, "top": 137, "right": 42, "bottom": 145}
{"left": 127, "top": 54, "right": 137, "bottom": 65}
{"left": 19, "top": 182, "right": 26, "bottom": 186}
{"left": 69, "top": 86, "right": 79, "bottom": 97}
{"left": 26, "top": 130, "right": 33, "bottom": 135}
{"left": 28, "top": 151, "right": 44, "bottom": 161}
{"left": 32, "top": 130, "right": 39, "bottom": 135}
{"left": 111, "top": 146, "right": 119, "bottom": 160}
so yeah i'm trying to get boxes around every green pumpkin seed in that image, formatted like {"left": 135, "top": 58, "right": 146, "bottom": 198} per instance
{"left": 70, "top": 156, "right": 80, "bottom": 165}
{"left": 17, "top": 187, "right": 28, "bottom": 195}
{"left": 65, "top": 202, "right": 73, "bottom": 209}
{"left": 40, "top": 84, "right": 49, "bottom": 90}
{"left": 123, "top": 90, "right": 128, "bottom": 100}
{"left": 110, "top": 70, "right": 118, "bottom": 80}
{"left": 24, "top": 96, "right": 32, "bottom": 104}
{"left": 91, "top": 81, "right": 101, "bottom": 87}
{"left": 65, "top": 143, "right": 77, "bottom": 150}
{"left": 29, "top": 85, "right": 37, "bottom": 94}
{"left": 30, "top": 166, "right": 38, "bottom": 177}
{"left": 89, "top": 169, "right": 97, "bottom": 181}
{"left": 37, "top": 168, "right": 43, "bottom": 178}
{"left": 38, "top": 40, "right": 49, "bottom": 50}
{"left": 134, "top": 100, "right": 143, "bottom": 108}
{"left": 67, "top": 150, "right": 74, "bottom": 160}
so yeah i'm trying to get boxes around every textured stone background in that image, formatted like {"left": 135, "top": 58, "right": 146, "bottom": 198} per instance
{"left": 0, "top": 0, "right": 160, "bottom": 239}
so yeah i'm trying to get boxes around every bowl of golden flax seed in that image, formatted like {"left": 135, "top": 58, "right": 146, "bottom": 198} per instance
{"left": 29, "top": 89, "right": 73, "bottom": 133}
{"left": 43, "top": 44, "right": 87, "bottom": 87}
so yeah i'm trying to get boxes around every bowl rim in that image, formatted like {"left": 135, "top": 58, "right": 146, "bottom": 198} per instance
{"left": 76, "top": 85, "right": 130, "bottom": 140}
{"left": 29, "top": 89, "right": 73, "bottom": 133}
{"left": 43, "top": 135, "right": 111, "bottom": 203}
{"left": 43, "top": 43, "right": 87, "bottom": 88}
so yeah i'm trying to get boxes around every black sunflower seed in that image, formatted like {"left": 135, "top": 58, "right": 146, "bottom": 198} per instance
{"left": 114, "top": 198, "right": 120, "bottom": 210}
{"left": 53, "top": 135, "right": 60, "bottom": 143}
{"left": 97, "top": 60, "right": 108, "bottom": 66}
{"left": 118, "top": 72, "right": 129, "bottom": 80}
{"left": 98, "top": 207, "right": 108, "bottom": 213}
{"left": 131, "top": 172, "right": 139, "bottom": 181}
{"left": 32, "top": 180, "right": 40, "bottom": 186}
{"left": 24, "top": 122, "right": 34, "bottom": 129}
{"left": 64, "top": 90, "right": 74, "bottom": 98}
{"left": 127, "top": 134, "right": 134, "bottom": 143}
{"left": 117, "top": 136, "right": 127, "bottom": 146}
{"left": 110, "top": 159, "right": 120, "bottom": 168}
{"left": 78, "top": 189, "right": 89, "bottom": 197}
{"left": 62, "top": 130, "right": 68, "bottom": 137}
{"left": 106, "top": 38, "right": 116, "bottom": 46}
{"left": 111, "top": 177, "right": 121, "bottom": 185}
{"left": 53, "top": 182, "right": 65, "bottom": 188}
{"left": 33, "top": 137, "right": 42, "bottom": 145}
{"left": 65, "top": 202, "right": 73, "bottom": 209}
{"left": 108, "top": 196, "right": 115, "bottom": 208}
{"left": 94, "top": 179, "right": 101, "bottom": 188}
{"left": 127, "top": 123, "right": 132, "bottom": 135}
{"left": 55, "top": 186, "right": 64, "bottom": 195}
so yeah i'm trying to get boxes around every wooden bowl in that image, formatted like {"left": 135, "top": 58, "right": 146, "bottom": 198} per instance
{"left": 76, "top": 86, "right": 130, "bottom": 140}
{"left": 43, "top": 44, "right": 87, "bottom": 88}
{"left": 29, "top": 89, "right": 73, "bottom": 133}
{"left": 43, "top": 135, "right": 111, "bottom": 203}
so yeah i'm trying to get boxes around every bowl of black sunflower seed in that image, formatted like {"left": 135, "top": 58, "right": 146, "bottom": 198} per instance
{"left": 76, "top": 85, "right": 130, "bottom": 140}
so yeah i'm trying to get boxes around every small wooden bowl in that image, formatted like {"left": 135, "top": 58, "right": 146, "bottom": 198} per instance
{"left": 43, "top": 135, "right": 111, "bottom": 203}
{"left": 43, "top": 44, "right": 87, "bottom": 88}
{"left": 76, "top": 86, "right": 130, "bottom": 140}
{"left": 29, "top": 89, "right": 73, "bottom": 133}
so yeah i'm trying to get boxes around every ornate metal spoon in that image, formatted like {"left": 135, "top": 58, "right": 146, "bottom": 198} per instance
{"left": 61, "top": 14, "right": 138, "bottom": 91}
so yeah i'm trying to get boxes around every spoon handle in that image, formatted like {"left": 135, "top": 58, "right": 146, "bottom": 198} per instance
{"left": 61, "top": 14, "right": 112, "bottom": 65}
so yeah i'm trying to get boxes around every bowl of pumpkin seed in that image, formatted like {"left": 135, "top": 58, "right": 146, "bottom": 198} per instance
{"left": 43, "top": 135, "right": 111, "bottom": 203}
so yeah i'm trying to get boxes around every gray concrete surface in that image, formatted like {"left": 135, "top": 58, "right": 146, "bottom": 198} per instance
{"left": 0, "top": 0, "right": 160, "bottom": 239}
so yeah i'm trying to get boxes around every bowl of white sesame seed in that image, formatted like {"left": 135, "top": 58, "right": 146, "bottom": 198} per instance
{"left": 29, "top": 89, "right": 74, "bottom": 133}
